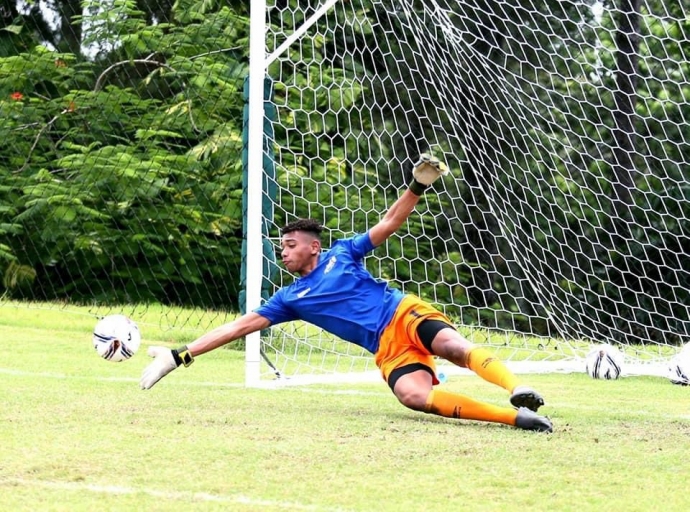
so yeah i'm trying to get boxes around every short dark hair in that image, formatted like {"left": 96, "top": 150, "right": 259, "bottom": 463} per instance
{"left": 281, "top": 218, "right": 324, "bottom": 237}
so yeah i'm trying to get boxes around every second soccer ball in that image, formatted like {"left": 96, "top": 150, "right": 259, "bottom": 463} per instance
{"left": 668, "top": 343, "right": 690, "bottom": 386}
{"left": 585, "top": 343, "right": 624, "bottom": 380}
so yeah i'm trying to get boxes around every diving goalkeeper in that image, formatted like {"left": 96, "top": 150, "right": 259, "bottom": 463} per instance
{"left": 141, "top": 155, "right": 552, "bottom": 433}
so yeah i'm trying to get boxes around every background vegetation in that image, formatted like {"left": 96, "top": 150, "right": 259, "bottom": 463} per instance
{"left": 0, "top": 0, "right": 688, "bottom": 346}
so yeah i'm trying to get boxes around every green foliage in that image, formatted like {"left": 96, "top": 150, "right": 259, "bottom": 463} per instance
{"left": 1, "top": 0, "right": 688, "bottom": 345}
{"left": 0, "top": 2, "right": 248, "bottom": 308}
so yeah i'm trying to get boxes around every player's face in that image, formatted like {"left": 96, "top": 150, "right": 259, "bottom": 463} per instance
{"left": 280, "top": 231, "right": 320, "bottom": 275}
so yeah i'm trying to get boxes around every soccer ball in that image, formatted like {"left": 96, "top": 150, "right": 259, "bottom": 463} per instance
{"left": 92, "top": 315, "right": 141, "bottom": 362}
{"left": 585, "top": 343, "right": 624, "bottom": 380}
{"left": 668, "top": 344, "right": 690, "bottom": 386}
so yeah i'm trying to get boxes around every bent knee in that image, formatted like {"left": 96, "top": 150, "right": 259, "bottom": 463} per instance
{"left": 432, "top": 338, "right": 474, "bottom": 367}
{"left": 395, "top": 388, "right": 431, "bottom": 411}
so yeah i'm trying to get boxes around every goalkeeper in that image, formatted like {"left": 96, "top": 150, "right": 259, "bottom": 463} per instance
{"left": 141, "top": 154, "right": 552, "bottom": 433}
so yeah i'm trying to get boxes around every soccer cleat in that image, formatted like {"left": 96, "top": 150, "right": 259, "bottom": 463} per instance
{"left": 510, "top": 386, "right": 545, "bottom": 412}
{"left": 515, "top": 407, "right": 553, "bottom": 433}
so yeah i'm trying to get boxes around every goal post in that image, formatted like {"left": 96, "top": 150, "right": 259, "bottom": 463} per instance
{"left": 243, "top": 0, "right": 688, "bottom": 386}
{"left": 244, "top": 0, "right": 270, "bottom": 386}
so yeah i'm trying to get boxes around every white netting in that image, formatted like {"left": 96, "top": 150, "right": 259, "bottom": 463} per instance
{"left": 253, "top": 0, "right": 689, "bottom": 383}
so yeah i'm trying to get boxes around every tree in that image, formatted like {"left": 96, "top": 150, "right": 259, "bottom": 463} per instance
{"left": 0, "top": 1, "right": 252, "bottom": 307}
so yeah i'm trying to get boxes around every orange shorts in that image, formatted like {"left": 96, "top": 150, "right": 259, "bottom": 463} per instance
{"left": 374, "top": 295, "right": 454, "bottom": 386}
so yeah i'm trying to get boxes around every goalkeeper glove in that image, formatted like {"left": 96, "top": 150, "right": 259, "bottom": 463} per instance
{"left": 140, "top": 345, "right": 194, "bottom": 390}
{"left": 409, "top": 153, "right": 449, "bottom": 195}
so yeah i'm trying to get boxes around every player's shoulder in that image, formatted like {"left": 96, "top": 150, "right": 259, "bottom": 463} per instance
{"left": 331, "top": 232, "right": 371, "bottom": 249}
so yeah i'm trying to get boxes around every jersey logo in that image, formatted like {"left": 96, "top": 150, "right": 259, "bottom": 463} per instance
{"left": 324, "top": 256, "right": 337, "bottom": 274}
{"left": 297, "top": 287, "right": 311, "bottom": 298}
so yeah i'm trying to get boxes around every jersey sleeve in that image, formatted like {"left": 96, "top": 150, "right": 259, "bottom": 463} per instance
{"left": 349, "top": 231, "right": 377, "bottom": 260}
{"left": 253, "top": 288, "right": 297, "bottom": 325}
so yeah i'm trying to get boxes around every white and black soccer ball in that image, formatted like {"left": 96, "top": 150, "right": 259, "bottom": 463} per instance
{"left": 668, "top": 344, "right": 690, "bottom": 386}
{"left": 93, "top": 315, "right": 141, "bottom": 362}
{"left": 585, "top": 344, "right": 624, "bottom": 380}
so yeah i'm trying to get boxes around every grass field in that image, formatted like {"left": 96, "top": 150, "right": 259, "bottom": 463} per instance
{"left": 1, "top": 302, "right": 690, "bottom": 511}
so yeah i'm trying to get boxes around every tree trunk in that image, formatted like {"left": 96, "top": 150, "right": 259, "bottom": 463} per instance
{"left": 58, "top": 0, "right": 83, "bottom": 55}
{"left": 611, "top": 0, "right": 640, "bottom": 210}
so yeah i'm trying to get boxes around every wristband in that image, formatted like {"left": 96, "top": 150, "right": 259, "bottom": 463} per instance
{"left": 409, "top": 179, "right": 429, "bottom": 196}
{"left": 172, "top": 346, "right": 194, "bottom": 367}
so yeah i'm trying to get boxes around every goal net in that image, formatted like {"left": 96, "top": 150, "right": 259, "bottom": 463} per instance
{"left": 247, "top": 0, "right": 690, "bottom": 385}
{"left": 1, "top": 1, "right": 686, "bottom": 386}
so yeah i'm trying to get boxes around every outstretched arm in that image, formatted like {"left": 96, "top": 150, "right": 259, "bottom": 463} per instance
{"left": 369, "top": 154, "right": 448, "bottom": 247}
{"left": 140, "top": 312, "right": 271, "bottom": 389}
{"left": 187, "top": 312, "right": 270, "bottom": 357}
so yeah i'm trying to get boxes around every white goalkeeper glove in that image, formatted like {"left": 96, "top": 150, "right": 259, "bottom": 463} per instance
{"left": 140, "top": 345, "right": 194, "bottom": 390}
{"left": 409, "top": 153, "right": 449, "bottom": 195}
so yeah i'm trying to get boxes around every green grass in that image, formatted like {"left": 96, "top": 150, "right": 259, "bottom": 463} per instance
{"left": 1, "top": 302, "right": 690, "bottom": 511}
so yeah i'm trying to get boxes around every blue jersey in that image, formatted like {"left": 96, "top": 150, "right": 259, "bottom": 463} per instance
{"left": 254, "top": 232, "right": 404, "bottom": 353}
